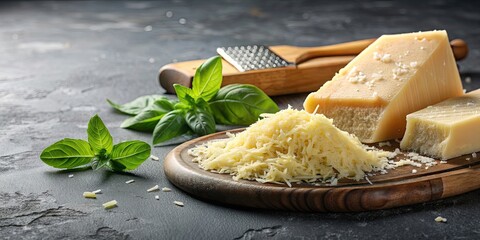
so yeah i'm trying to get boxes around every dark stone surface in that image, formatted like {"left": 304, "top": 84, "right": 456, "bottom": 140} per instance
{"left": 1, "top": 0, "right": 480, "bottom": 239}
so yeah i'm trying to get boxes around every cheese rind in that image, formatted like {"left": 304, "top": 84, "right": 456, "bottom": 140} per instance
{"left": 304, "top": 30, "right": 463, "bottom": 143}
{"left": 401, "top": 89, "right": 480, "bottom": 160}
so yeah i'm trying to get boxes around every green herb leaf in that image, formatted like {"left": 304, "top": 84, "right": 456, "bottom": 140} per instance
{"left": 209, "top": 84, "right": 279, "bottom": 125}
{"left": 107, "top": 95, "right": 166, "bottom": 115}
{"left": 120, "top": 99, "right": 175, "bottom": 132}
{"left": 192, "top": 56, "right": 222, "bottom": 101}
{"left": 151, "top": 98, "right": 176, "bottom": 111}
{"left": 109, "top": 160, "right": 127, "bottom": 171}
{"left": 185, "top": 106, "right": 216, "bottom": 136}
{"left": 152, "top": 109, "right": 190, "bottom": 145}
{"left": 87, "top": 115, "right": 113, "bottom": 154}
{"left": 40, "top": 139, "right": 95, "bottom": 169}
{"left": 173, "top": 84, "right": 195, "bottom": 104}
{"left": 110, "top": 140, "right": 151, "bottom": 170}
{"left": 121, "top": 110, "right": 166, "bottom": 132}
{"left": 91, "top": 156, "right": 109, "bottom": 170}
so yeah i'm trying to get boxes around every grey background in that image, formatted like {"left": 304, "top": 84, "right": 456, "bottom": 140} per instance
{"left": 1, "top": 0, "right": 480, "bottom": 239}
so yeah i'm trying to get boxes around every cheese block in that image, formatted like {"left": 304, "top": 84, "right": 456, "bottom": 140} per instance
{"left": 304, "top": 30, "right": 464, "bottom": 143}
{"left": 401, "top": 89, "right": 480, "bottom": 160}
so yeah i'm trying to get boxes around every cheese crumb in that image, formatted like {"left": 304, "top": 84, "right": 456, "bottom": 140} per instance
{"left": 155, "top": 195, "right": 160, "bottom": 200}
{"left": 174, "top": 201, "right": 184, "bottom": 207}
{"left": 92, "top": 189, "right": 102, "bottom": 194}
{"left": 440, "top": 160, "right": 447, "bottom": 164}
{"left": 378, "top": 141, "right": 391, "bottom": 147}
{"left": 125, "top": 179, "right": 135, "bottom": 184}
{"left": 162, "top": 187, "right": 172, "bottom": 192}
{"left": 103, "top": 200, "right": 118, "bottom": 209}
{"left": 330, "top": 178, "right": 338, "bottom": 186}
{"left": 83, "top": 192, "right": 97, "bottom": 199}
{"left": 68, "top": 174, "right": 74, "bottom": 178}
{"left": 434, "top": 216, "right": 447, "bottom": 223}
{"left": 150, "top": 155, "right": 160, "bottom": 161}
{"left": 365, "top": 176, "right": 373, "bottom": 185}
{"left": 473, "top": 152, "right": 477, "bottom": 158}
{"left": 411, "top": 169, "right": 417, "bottom": 174}
{"left": 347, "top": 67, "right": 367, "bottom": 83}
{"left": 373, "top": 52, "right": 392, "bottom": 63}
{"left": 371, "top": 73, "right": 383, "bottom": 82}
{"left": 147, "top": 185, "right": 160, "bottom": 192}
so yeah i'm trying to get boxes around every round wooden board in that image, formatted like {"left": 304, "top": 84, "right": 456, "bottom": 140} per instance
{"left": 164, "top": 129, "right": 480, "bottom": 212}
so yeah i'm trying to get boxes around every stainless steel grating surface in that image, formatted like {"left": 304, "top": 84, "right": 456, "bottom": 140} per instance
{"left": 217, "top": 45, "right": 291, "bottom": 72}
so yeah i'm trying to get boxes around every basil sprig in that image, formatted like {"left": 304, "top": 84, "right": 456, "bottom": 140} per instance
{"left": 108, "top": 55, "right": 279, "bottom": 146}
{"left": 40, "top": 115, "right": 151, "bottom": 171}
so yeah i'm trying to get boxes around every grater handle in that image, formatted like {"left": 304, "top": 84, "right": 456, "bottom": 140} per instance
{"left": 295, "top": 38, "right": 376, "bottom": 64}
{"left": 295, "top": 38, "right": 468, "bottom": 65}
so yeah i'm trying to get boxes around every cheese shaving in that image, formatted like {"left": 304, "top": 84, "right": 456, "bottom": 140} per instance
{"left": 103, "top": 200, "right": 118, "bottom": 209}
{"left": 189, "top": 108, "right": 389, "bottom": 185}
{"left": 83, "top": 192, "right": 96, "bottom": 199}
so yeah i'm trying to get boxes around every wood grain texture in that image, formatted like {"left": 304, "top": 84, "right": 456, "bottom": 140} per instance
{"left": 158, "top": 39, "right": 467, "bottom": 96}
{"left": 164, "top": 129, "right": 480, "bottom": 212}
{"left": 159, "top": 56, "right": 354, "bottom": 96}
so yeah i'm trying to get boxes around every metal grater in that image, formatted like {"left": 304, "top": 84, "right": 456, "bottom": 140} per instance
{"left": 217, "top": 45, "right": 292, "bottom": 72}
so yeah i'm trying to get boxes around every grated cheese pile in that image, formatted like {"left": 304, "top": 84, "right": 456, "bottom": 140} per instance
{"left": 189, "top": 108, "right": 389, "bottom": 185}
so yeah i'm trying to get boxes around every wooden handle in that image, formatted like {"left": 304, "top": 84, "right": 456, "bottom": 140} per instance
{"left": 450, "top": 39, "right": 468, "bottom": 61}
{"left": 295, "top": 38, "right": 469, "bottom": 64}
{"left": 295, "top": 38, "right": 376, "bottom": 64}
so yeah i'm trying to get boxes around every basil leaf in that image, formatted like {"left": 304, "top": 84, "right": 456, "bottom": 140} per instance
{"left": 151, "top": 98, "right": 175, "bottom": 111}
{"left": 192, "top": 56, "right": 222, "bottom": 101}
{"left": 209, "top": 84, "right": 279, "bottom": 125}
{"left": 120, "top": 99, "right": 174, "bottom": 132}
{"left": 109, "top": 160, "right": 127, "bottom": 171}
{"left": 153, "top": 133, "right": 195, "bottom": 147}
{"left": 152, "top": 109, "right": 189, "bottom": 145}
{"left": 174, "top": 102, "right": 190, "bottom": 110}
{"left": 40, "top": 139, "right": 95, "bottom": 169}
{"left": 91, "top": 156, "right": 109, "bottom": 170}
{"left": 109, "top": 140, "right": 151, "bottom": 171}
{"left": 107, "top": 95, "right": 166, "bottom": 115}
{"left": 173, "top": 84, "right": 195, "bottom": 104}
{"left": 121, "top": 110, "right": 166, "bottom": 132}
{"left": 87, "top": 115, "right": 113, "bottom": 154}
{"left": 185, "top": 106, "right": 216, "bottom": 136}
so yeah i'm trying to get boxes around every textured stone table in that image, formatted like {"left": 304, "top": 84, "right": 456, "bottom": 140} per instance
{"left": 1, "top": 1, "right": 480, "bottom": 239}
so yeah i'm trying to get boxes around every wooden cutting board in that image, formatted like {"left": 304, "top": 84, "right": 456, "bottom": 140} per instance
{"left": 164, "top": 129, "right": 480, "bottom": 212}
